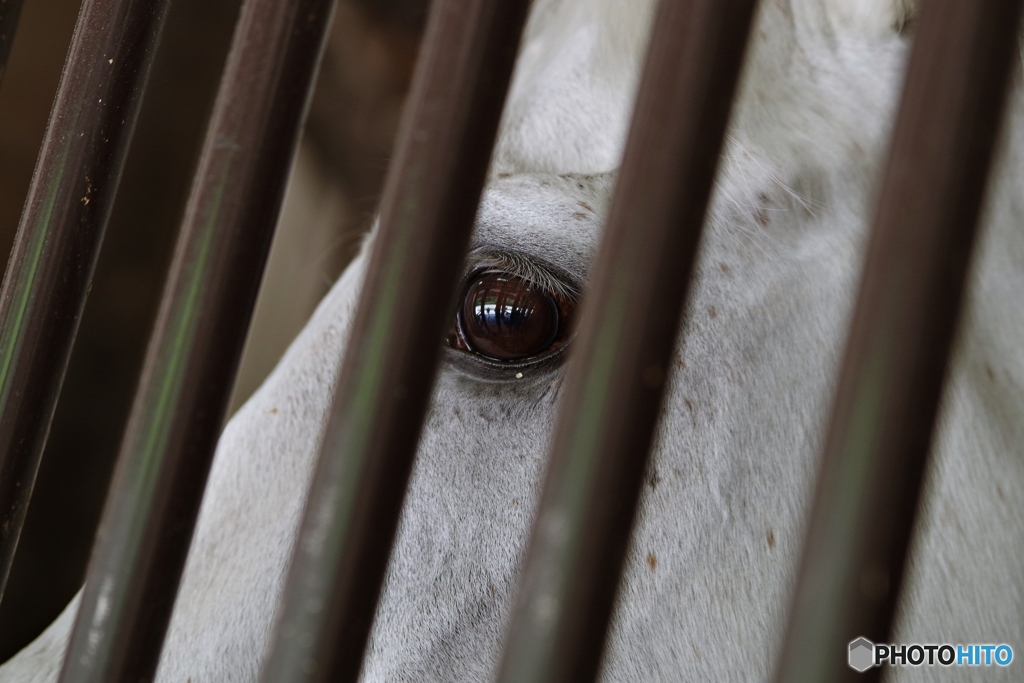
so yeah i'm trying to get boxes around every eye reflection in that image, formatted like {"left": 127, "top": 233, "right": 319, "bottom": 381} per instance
{"left": 450, "top": 271, "right": 572, "bottom": 362}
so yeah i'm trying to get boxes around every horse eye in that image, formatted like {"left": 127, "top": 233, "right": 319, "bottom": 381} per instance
{"left": 450, "top": 271, "right": 572, "bottom": 362}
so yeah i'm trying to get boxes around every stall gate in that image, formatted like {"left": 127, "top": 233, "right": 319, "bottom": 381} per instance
{"left": 0, "top": 0, "right": 1018, "bottom": 681}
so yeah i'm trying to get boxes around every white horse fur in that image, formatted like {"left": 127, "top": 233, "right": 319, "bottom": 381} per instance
{"left": 3, "top": 0, "right": 1023, "bottom": 680}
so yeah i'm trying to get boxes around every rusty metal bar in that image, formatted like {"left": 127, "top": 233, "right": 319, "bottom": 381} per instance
{"left": 772, "top": 1, "right": 1023, "bottom": 682}
{"left": 0, "top": 0, "right": 170, "bottom": 606}
{"left": 258, "top": 0, "right": 531, "bottom": 680}
{"left": 495, "top": 1, "right": 759, "bottom": 681}
{"left": 55, "top": 0, "right": 337, "bottom": 680}
{"left": 0, "top": 0, "right": 24, "bottom": 86}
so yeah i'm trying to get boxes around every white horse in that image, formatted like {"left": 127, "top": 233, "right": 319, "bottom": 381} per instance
{"left": 3, "top": 0, "right": 1022, "bottom": 680}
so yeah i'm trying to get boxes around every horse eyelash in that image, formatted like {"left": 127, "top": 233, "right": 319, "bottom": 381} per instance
{"left": 468, "top": 252, "right": 580, "bottom": 300}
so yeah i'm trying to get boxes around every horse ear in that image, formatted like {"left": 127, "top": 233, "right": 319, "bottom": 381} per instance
{"left": 822, "top": 0, "right": 918, "bottom": 37}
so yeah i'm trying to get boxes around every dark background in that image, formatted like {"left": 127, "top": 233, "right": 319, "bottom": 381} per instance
{"left": 0, "top": 0, "right": 429, "bottom": 659}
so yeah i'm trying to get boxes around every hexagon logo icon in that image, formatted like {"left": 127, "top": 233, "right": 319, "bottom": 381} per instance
{"left": 849, "top": 637, "right": 875, "bottom": 672}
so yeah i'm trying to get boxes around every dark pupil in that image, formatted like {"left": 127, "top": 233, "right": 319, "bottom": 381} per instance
{"left": 461, "top": 273, "right": 559, "bottom": 361}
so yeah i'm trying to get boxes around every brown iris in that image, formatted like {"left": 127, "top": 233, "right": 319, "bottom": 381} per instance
{"left": 453, "top": 272, "right": 567, "bottom": 362}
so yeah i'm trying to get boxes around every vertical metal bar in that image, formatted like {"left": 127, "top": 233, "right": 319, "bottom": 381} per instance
{"left": 55, "top": 0, "right": 337, "bottom": 679}
{"left": 495, "top": 1, "right": 758, "bottom": 681}
{"left": 0, "top": 0, "right": 25, "bottom": 86}
{"left": 773, "top": 2, "right": 1023, "bottom": 682}
{"left": 0, "top": 0, "right": 170, "bottom": 605}
{"left": 258, "top": 0, "right": 531, "bottom": 681}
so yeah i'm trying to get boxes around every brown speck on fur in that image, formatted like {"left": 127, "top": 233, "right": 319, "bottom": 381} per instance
{"left": 754, "top": 193, "right": 772, "bottom": 226}
{"left": 646, "top": 552, "right": 657, "bottom": 571}
{"left": 647, "top": 466, "right": 661, "bottom": 490}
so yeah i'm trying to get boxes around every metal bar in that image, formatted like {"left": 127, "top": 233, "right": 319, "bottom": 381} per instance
{"left": 0, "top": 0, "right": 170, "bottom": 606}
{"left": 772, "top": 1, "right": 1023, "bottom": 682}
{"left": 0, "top": 0, "right": 25, "bottom": 87}
{"left": 258, "top": 0, "right": 532, "bottom": 680}
{"left": 55, "top": 0, "right": 338, "bottom": 679}
{"left": 495, "top": 1, "right": 758, "bottom": 681}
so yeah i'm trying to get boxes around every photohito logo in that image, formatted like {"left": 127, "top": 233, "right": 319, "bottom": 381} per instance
{"left": 848, "top": 638, "right": 1014, "bottom": 672}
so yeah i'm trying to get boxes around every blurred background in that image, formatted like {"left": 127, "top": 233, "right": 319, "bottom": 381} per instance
{"left": 0, "top": 0, "right": 430, "bottom": 658}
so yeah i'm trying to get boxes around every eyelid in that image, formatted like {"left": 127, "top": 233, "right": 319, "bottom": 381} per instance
{"left": 465, "top": 251, "right": 581, "bottom": 301}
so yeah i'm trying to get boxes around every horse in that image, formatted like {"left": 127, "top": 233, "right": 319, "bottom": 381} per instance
{"left": 2, "top": 0, "right": 1022, "bottom": 680}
